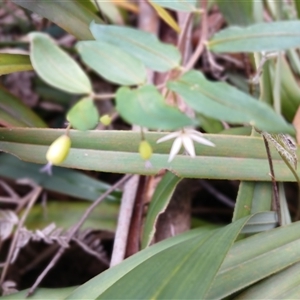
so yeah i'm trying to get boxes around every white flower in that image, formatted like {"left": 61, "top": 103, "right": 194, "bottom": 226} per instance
{"left": 156, "top": 128, "right": 215, "bottom": 162}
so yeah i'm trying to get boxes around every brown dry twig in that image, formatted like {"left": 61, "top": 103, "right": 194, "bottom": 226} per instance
{"left": 0, "top": 180, "right": 42, "bottom": 288}
{"left": 27, "top": 173, "right": 132, "bottom": 297}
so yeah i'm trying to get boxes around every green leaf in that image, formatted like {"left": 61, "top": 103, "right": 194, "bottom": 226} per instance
{"left": 90, "top": 22, "right": 181, "bottom": 72}
{"left": 235, "top": 262, "right": 300, "bottom": 299}
{"left": 67, "top": 217, "right": 250, "bottom": 299}
{"left": 12, "top": 0, "right": 102, "bottom": 39}
{"left": 1, "top": 129, "right": 300, "bottom": 181}
{"left": 1, "top": 287, "right": 76, "bottom": 300}
{"left": 150, "top": 0, "right": 197, "bottom": 12}
{"left": 233, "top": 181, "right": 254, "bottom": 221}
{"left": 167, "top": 70, "right": 295, "bottom": 134}
{"left": 216, "top": 0, "right": 254, "bottom": 25}
{"left": 233, "top": 180, "right": 273, "bottom": 224}
{"left": 0, "top": 153, "right": 120, "bottom": 202}
{"left": 240, "top": 211, "right": 277, "bottom": 233}
{"left": 26, "top": 200, "right": 118, "bottom": 232}
{"left": 96, "top": 1, "right": 124, "bottom": 24}
{"left": 250, "top": 182, "right": 273, "bottom": 213}
{"left": 208, "top": 20, "right": 300, "bottom": 53}
{"left": 0, "top": 54, "right": 33, "bottom": 75}
{"left": 66, "top": 97, "right": 99, "bottom": 131}
{"left": 196, "top": 113, "right": 224, "bottom": 133}
{"left": 281, "top": 59, "right": 300, "bottom": 121}
{"left": 295, "top": 0, "right": 300, "bottom": 19}
{"left": 208, "top": 220, "right": 300, "bottom": 299}
{"left": 149, "top": 1, "right": 181, "bottom": 33}
{"left": 116, "top": 85, "right": 197, "bottom": 130}
{"left": 29, "top": 32, "right": 92, "bottom": 94}
{"left": 77, "top": 41, "right": 147, "bottom": 85}
{"left": 0, "top": 85, "right": 47, "bottom": 128}
{"left": 142, "top": 171, "right": 182, "bottom": 248}
{"left": 66, "top": 227, "right": 214, "bottom": 299}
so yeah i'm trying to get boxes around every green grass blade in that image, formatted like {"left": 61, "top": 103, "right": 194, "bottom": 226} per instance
{"left": 0, "top": 128, "right": 299, "bottom": 181}
{"left": 142, "top": 171, "right": 182, "bottom": 248}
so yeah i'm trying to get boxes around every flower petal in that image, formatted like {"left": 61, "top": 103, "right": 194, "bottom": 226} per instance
{"left": 190, "top": 133, "right": 215, "bottom": 147}
{"left": 182, "top": 135, "right": 195, "bottom": 157}
{"left": 40, "top": 162, "right": 53, "bottom": 176}
{"left": 168, "top": 137, "right": 182, "bottom": 162}
{"left": 156, "top": 132, "right": 180, "bottom": 144}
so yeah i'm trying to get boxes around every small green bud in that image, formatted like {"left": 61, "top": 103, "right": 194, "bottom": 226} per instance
{"left": 100, "top": 114, "right": 112, "bottom": 126}
{"left": 139, "top": 140, "right": 153, "bottom": 160}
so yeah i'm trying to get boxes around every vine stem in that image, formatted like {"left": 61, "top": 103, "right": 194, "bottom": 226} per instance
{"left": 262, "top": 135, "right": 282, "bottom": 226}
{"left": 184, "top": 0, "right": 208, "bottom": 72}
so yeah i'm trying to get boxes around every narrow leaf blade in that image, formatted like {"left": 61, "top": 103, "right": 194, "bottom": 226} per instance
{"left": 208, "top": 220, "right": 300, "bottom": 299}
{"left": 0, "top": 54, "right": 33, "bottom": 75}
{"left": 142, "top": 171, "right": 182, "bottom": 248}
{"left": 149, "top": 1, "right": 181, "bottom": 33}
{"left": 150, "top": 0, "right": 197, "bottom": 12}
{"left": 0, "top": 153, "right": 120, "bottom": 202}
{"left": 1, "top": 129, "right": 299, "bottom": 181}
{"left": 0, "top": 85, "right": 47, "bottom": 128}
{"left": 12, "top": 0, "right": 102, "bottom": 39}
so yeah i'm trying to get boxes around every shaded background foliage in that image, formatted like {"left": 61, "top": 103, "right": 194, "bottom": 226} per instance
{"left": 1, "top": 0, "right": 300, "bottom": 299}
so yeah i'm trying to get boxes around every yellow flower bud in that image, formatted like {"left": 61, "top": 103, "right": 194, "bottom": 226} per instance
{"left": 100, "top": 114, "right": 112, "bottom": 126}
{"left": 139, "top": 140, "right": 153, "bottom": 160}
{"left": 46, "top": 135, "right": 71, "bottom": 165}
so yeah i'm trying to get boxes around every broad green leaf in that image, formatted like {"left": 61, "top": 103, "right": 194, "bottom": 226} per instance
{"left": 142, "top": 171, "right": 182, "bottom": 248}
{"left": 26, "top": 201, "right": 118, "bottom": 232}
{"left": 150, "top": 0, "right": 197, "bottom": 12}
{"left": 29, "top": 32, "right": 92, "bottom": 94}
{"left": 167, "top": 70, "right": 295, "bottom": 134}
{"left": 216, "top": 0, "right": 254, "bottom": 25}
{"left": 1, "top": 287, "right": 76, "bottom": 300}
{"left": 0, "top": 85, "right": 47, "bottom": 128}
{"left": 68, "top": 216, "right": 250, "bottom": 299}
{"left": 116, "top": 85, "right": 197, "bottom": 130}
{"left": 1, "top": 129, "right": 300, "bottom": 181}
{"left": 90, "top": 22, "right": 181, "bottom": 72}
{"left": 0, "top": 54, "right": 33, "bottom": 75}
{"left": 208, "top": 221, "right": 300, "bottom": 299}
{"left": 149, "top": 1, "right": 181, "bottom": 33}
{"left": 208, "top": 20, "right": 300, "bottom": 53}
{"left": 77, "top": 41, "right": 147, "bottom": 85}
{"left": 235, "top": 262, "right": 300, "bottom": 299}
{"left": 0, "top": 154, "right": 120, "bottom": 202}
{"left": 66, "top": 98, "right": 99, "bottom": 131}
{"left": 12, "top": 0, "right": 102, "bottom": 39}
{"left": 66, "top": 227, "right": 214, "bottom": 299}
